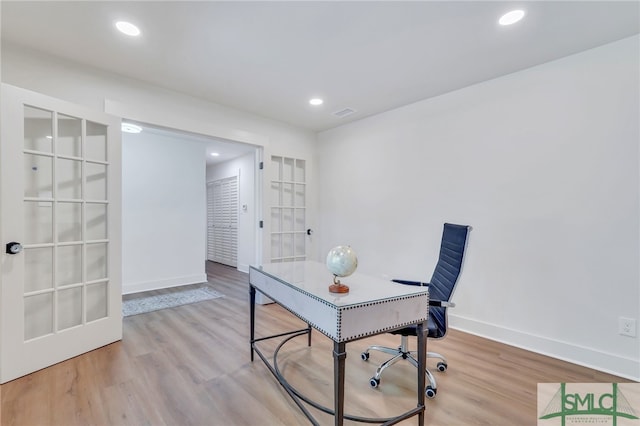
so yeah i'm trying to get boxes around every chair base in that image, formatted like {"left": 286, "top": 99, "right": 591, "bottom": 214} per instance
{"left": 361, "top": 335, "right": 447, "bottom": 398}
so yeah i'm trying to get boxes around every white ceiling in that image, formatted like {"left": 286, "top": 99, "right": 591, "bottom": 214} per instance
{"left": 2, "top": 1, "right": 639, "bottom": 135}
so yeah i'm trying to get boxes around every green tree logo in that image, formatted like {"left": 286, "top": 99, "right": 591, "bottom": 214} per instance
{"left": 539, "top": 383, "right": 638, "bottom": 426}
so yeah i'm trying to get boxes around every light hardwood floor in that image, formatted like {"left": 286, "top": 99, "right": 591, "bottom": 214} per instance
{"left": 1, "top": 262, "right": 629, "bottom": 426}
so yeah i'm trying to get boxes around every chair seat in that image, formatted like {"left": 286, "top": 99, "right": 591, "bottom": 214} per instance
{"left": 389, "top": 315, "right": 445, "bottom": 339}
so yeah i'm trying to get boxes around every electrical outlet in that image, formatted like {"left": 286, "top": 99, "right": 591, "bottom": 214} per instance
{"left": 619, "top": 317, "right": 637, "bottom": 337}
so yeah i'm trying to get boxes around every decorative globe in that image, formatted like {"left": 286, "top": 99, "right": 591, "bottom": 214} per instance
{"left": 326, "top": 246, "right": 358, "bottom": 278}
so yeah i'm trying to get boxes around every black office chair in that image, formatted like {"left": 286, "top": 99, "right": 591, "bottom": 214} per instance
{"left": 361, "top": 223, "right": 470, "bottom": 398}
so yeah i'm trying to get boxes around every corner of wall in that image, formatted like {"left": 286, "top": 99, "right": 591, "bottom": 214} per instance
{"left": 450, "top": 314, "right": 640, "bottom": 381}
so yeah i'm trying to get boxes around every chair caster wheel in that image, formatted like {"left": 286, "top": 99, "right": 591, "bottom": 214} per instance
{"left": 437, "top": 362, "right": 447, "bottom": 372}
{"left": 426, "top": 386, "right": 437, "bottom": 398}
{"left": 361, "top": 352, "right": 370, "bottom": 361}
{"left": 369, "top": 377, "right": 380, "bottom": 388}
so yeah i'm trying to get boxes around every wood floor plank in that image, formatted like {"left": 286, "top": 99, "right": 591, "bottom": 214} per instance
{"left": 1, "top": 261, "right": 631, "bottom": 426}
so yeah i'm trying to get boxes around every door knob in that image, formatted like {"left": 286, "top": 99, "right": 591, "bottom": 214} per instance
{"left": 6, "top": 242, "right": 22, "bottom": 255}
{"left": 307, "top": 229, "right": 313, "bottom": 236}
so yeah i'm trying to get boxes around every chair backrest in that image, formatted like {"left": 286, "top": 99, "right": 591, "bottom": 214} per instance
{"left": 429, "top": 223, "right": 470, "bottom": 338}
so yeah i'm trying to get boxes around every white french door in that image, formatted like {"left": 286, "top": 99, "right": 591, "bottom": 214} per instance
{"left": 207, "top": 176, "right": 238, "bottom": 267}
{"left": 269, "top": 156, "right": 307, "bottom": 262}
{"left": 0, "top": 84, "right": 122, "bottom": 383}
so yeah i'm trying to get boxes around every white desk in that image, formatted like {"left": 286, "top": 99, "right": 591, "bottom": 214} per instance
{"left": 249, "top": 261, "right": 429, "bottom": 426}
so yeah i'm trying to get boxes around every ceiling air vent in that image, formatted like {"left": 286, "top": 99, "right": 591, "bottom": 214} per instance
{"left": 333, "top": 108, "right": 356, "bottom": 118}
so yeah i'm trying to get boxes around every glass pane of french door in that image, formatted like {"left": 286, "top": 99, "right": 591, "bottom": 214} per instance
{"left": 23, "top": 104, "right": 110, "bottom": 340}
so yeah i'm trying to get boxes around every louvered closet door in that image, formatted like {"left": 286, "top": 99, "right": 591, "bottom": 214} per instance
{"left": 207, "top": 176, "right": 238, "bottom": 267}
{"left": 206, "top": 183, "right": 215, "bottom": 261}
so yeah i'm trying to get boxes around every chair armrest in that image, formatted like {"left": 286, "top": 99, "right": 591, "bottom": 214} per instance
{"left": 392, "top": 279, "right": 429, "bottom": 286}
{"left": 429, "top": 300, "right": 455, "bottom": 308}
{"left": 392, "top": 280, "right": 453, "bottom": 307}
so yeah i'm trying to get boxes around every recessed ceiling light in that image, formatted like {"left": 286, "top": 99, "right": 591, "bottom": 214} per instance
{"left": 499, "top": 10, "right": 525, "bottom": 26}
{"left": 210, "top": 152, "right": 220, "bottom": 157}
{"left": 309, "top": 98, "right": 324, "bottom": 106}
{"left": 121, "top": 123, "right": 142, "bottom": 133}
{"left": 115, "top": 21, "right": 141, "bottom": 36}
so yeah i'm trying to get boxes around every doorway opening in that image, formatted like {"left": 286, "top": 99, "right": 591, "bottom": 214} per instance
{"left": 120, "top": 121, "right": 260, "bottom": 295}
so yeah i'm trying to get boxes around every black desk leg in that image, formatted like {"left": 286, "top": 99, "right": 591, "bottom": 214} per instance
{"left": 307, "top": 323, "right": 312, "bottom": 347}
{"left": 250, "top": 285, "right": 256, "bottom": 362}
{"left": 416, "top": 320, "right": 427, "bottom": 426}
{"left": 333, "top": 341, "right": 346, "bottom": 426}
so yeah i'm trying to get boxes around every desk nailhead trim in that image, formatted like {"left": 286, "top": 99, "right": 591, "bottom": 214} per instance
{"left": 254, "top": 285, "right": 428, "bottom": 343}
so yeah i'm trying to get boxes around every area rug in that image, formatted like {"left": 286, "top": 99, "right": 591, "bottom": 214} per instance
{"left": 123, "top": 286, "right": 224, "bottom": 317}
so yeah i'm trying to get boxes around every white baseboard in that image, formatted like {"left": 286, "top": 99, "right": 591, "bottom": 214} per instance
{"left": 237, "top": 263, "right": 250, "bottom": 273}
{"left": 123, "top": 273, "right": 208, "bottom": 295}
{"left": 450, "top": 314, "right": 640, "bottom": 382}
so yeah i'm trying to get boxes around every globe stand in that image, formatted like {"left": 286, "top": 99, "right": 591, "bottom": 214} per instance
{"left": 329, "top": 275, "right": 349, "bottom": 294}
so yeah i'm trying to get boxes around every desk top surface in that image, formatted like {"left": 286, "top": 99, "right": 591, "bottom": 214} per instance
{"left": 251, "top": 261, "right": 427, "bottom": 308}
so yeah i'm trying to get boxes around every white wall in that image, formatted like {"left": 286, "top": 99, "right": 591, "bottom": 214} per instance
{"left": 122, "top": 130, "right": 206, "bottom": 294}
{"left": 317, "top": 36, "right": 640, "bottom": 380}
{"left": 1, "top": 42, "right": 319, "bottom": 277}
{"left": 206, "top": 152, "right": 257, "bottom": 273}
